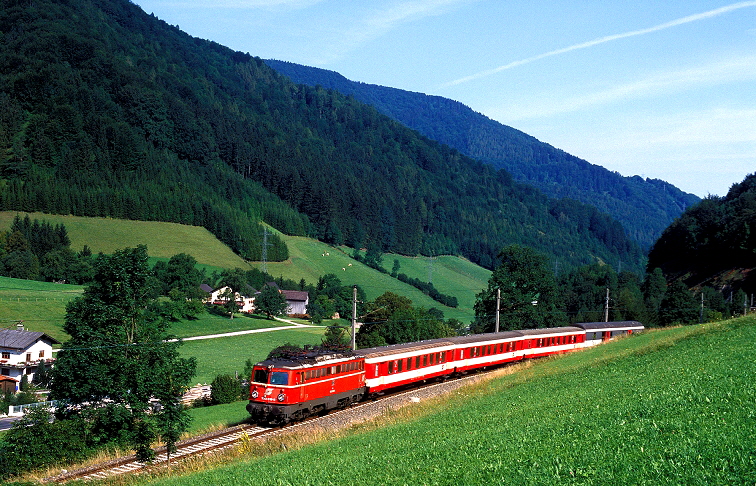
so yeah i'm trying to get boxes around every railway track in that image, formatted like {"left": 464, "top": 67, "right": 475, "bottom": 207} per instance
{"left": 45, "top": 370, "right": 491, "bottom": 483}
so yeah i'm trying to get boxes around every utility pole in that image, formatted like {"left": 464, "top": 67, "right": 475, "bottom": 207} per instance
{"left": 261, "top": 227, "right": 271, "bottom": 274}
{"left": 604, "top": 288, "right": 610, "bottom": 322}
{"left": 699, "top": 292, "right": 704, "bottom": 324}
{"left": 495, "top": 288, "right": 501, "bottom": 333}
{"left": 351, "top": 285, "right": 357, "bottom": 351}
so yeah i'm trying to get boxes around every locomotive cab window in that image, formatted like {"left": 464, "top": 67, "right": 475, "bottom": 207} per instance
{"left": 270, "top": 372, "right": 289, "bottom": 385}
{"left": 253, "top": 369, "right": 268, "bottom": 384}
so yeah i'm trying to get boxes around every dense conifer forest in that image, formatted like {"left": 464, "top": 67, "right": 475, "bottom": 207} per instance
{"left": 648, "top": 173, "right": 756, "bottom": 293}
{"left": 0, "top": 0, "right": 644, "bottom": 271}
{"left": 265, "top": 60, "right": 700, "bottom": 249}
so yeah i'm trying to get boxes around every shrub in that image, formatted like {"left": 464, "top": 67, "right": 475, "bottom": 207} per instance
{"left": 210, "top": 374, "right": 243, "bottom": 405}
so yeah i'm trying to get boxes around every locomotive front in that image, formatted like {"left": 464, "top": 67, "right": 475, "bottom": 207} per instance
{"left": 246, "top": 362, "right": 298, "bottom": 424}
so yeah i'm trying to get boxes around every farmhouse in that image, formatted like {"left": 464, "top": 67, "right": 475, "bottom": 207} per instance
{"left": 0, "top": 326, "right": 59, "bottom": 391}
{"left": 205, "top": 285, "right": 257, "bottom": 313}
{"left": 282, "top": 290, "right": 309, "bottom": 316}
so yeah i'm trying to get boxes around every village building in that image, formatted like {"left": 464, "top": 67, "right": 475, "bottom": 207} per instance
{"left": 204, "top": 285, "right": 257, "bottom": 313}
{"left": 0, "top": 325, "right": 59, "bottom": 392}
{"left": 281, "top": 290, "right": 309, "bottom": 316}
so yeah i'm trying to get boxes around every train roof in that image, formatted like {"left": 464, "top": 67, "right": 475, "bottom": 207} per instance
{"left": 255, "top": 348, "right": 359, "bottom": 369}
{"left": 447, "top": 331, "right": 523, "bottom": 345}
{"left": 574, "top": 321, "right": 644, "bottom": 331}
{"left": 355, "top": 338, "right": 456, "bottom": 359}
{"left": 516, "top": 326, "right": 585, "bottom": 336}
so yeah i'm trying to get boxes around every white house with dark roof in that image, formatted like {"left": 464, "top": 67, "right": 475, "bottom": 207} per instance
{"left": 0, "top": 326, "right": 59, "bottom": 392}
{"left": 281, "top": 290, "right": 309, "bottom": 316}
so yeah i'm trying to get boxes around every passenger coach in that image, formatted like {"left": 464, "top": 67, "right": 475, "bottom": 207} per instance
{"left": 246, "top": 321, "right": 643, "bottom": 424}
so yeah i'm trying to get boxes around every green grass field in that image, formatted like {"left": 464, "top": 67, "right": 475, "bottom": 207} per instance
{"left": 180, "top": 327, "right": 326, "bottom": 385}
{"left": 0, "top": 276, "right": 83, "bottom": 342}
{"left": 0, "top": 212, "right": 490, "bottom": 323}
{"left": 147, "top": 318, "right": 756, "bottom": 485}
{"left": 0, "top": 211, "right": 248, "bottom": 270}
{"left": 265, "top": 234, "right": 488, "bottom": 321}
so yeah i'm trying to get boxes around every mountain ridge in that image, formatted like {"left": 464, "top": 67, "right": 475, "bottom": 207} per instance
{"left": 264, "top": 59, "right": 699, "bottom": 249}
{"left": 0, "top": 0, "right": 644, "bottom": 273}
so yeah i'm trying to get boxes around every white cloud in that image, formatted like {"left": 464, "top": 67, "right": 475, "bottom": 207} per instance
{"left": 442, "top": 1, "right": 756, "bottom": 88}
{"left": 313, "top": 0, "right": 473, "bottom": 64}
{"left": 495, "top": 56, "right": 756, "bottom": 121}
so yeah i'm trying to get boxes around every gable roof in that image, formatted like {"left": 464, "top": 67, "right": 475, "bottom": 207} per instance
{"left": 0, "top": 329, "right": 60, "bottom": 351}
{"left": 281, "top": 290, "right": 309, "bottom": 302}
{"left": 199, "top": 283, "right": 213, "bottom": 293}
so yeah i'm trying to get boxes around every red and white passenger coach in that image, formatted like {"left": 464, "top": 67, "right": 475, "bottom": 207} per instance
{"left": 246, "top": 321, "right": 643, "bottom": 424}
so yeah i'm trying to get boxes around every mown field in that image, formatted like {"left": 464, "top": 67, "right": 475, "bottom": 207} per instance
{"left": 0, "top": 211, "right": 248, "bottom": 271}
{"left": 145, "top": 318, "right": 756, "bottom": 485}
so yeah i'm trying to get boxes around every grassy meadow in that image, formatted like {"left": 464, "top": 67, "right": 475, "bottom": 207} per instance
{"left": 0, "top": 211, "right": 248, "bottom": 271}
{"left": 0, "top": 212, "right": 490, "bottom": 322}
{"left": 179, "top": 326, "right": 326, "bottom": 385}
{"left": 0, "top": 276, "right": 83, "bottom": 343}
{"left": 144, "top": 317, "right": 756, "bottom": 485}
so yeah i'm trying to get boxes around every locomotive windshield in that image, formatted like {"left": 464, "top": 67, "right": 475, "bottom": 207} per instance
{"left": 270, "top": 371, "right": 289, "bottom": 385}
{"left": 252, "top": 369, "right": 268, "bottom": 384}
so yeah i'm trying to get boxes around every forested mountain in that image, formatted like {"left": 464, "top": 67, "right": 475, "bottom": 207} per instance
{"left": 0, "top": 0, "right": 644, "bottom": 272}
{"left": 647, "top": 173, "right": 756, "bottom": 293}
{"left": 265, "top": 60, "right": 700, "bottom": 249}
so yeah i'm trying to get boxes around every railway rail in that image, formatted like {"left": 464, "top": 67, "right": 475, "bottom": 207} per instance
{"left": 45, "top": 371, "right": 487, "bottom": 483}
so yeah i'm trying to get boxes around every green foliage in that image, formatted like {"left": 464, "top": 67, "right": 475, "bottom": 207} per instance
{"left": 473, "top": 245, "right": 565, "bottom": 332}
{"left": 49, "top": 245, "right": 196, "bottom": 463}
{"left": 0, "top": 406, "right": 90, "bottom": 480}
{"left": 649, "top": 175, "right": 756, "bottom": 294}
{"left": 210, "top": 374, "right": 243, "bottom": 405}
{"left": 658, "top": 281, "right": 699, "bottom": 326}
{"left": 356, "top": 291, "right": 452, "bottom": 346}
{"left": 255, "top": 284, "right": 289, "bottom": 319}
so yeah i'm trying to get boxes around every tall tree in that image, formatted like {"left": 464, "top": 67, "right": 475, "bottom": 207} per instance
{"left": 49, "top": 246, "right": 196, "bottom": 461}
{"left": 473, "top": 245, "right": 565, "bottom": 332}
{"left": 255, "top": 284, "right": 289, "bottom": 319}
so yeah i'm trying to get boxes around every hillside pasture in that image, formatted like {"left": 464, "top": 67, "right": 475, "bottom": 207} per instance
{"left": 264, "top": 235, "right": 487, "bottom": 321}
{"left": 146, "top": 318, "right": 756, "bottom": 485}
{"left": 0, "top": 276, "right": 82, "bottom": 342}
{"left": 0, "top": 212, "right": 248, "bottom": 270}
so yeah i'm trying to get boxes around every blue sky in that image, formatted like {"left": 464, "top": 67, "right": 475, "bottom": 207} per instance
{"left": 133, "top": 0, "right": 756, "bottom": 198}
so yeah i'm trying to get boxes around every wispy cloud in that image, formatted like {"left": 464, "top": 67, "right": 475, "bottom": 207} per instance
{"left": 442, "top": 1, "right": 756, "bottom": 88}
{"left": 314, "top": 0, "right": 471, "bottom": 64}
{"left": 500, "top": 56, "right": 756, "bottom": 121}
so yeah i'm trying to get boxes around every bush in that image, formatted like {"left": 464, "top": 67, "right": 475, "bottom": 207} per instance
{"left": 210, "top": 374, "right": 243, "bottom": 405}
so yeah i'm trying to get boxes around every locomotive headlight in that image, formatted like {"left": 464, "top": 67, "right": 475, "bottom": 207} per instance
{"left": 251, "top": 390, "right": 259, "bottom": 399}
{"left": 277, "top": 393, "right": 286, "bottom": 402}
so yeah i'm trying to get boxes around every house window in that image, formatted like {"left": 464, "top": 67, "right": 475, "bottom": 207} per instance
{"left": 1, "top": 368, "right": 8, "bottom": 376}
{"left": 39, "top": 350, "right": 44, "bottom": 358}
{"left": 1, "top": 352, "right": 8, "bottom": 359}
{"left": 26, "top": 353, "right": 31, "bottom": 362}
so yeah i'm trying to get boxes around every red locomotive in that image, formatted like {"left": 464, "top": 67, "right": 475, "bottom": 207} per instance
{"left": 246, "top": 321, "right": 643, "bottom": 424}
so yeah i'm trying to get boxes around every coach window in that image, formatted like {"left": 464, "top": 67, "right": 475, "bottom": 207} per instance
{"left": 440, "top": 352, "right": 446, "bottom": 363}
{"left": 398, "top": 360, "right": 404, "bottom": 372}
{"left": 388, "top": 361, "right": 394, "bottom": 374}
{"left": 422, "top": 355, "right": 428, "bottom": 367}
{"left": 415, "top": 356, "right": 420, "bottom": 368}
{"left": 407, "top": 358, "right": 412, "bottom": 369}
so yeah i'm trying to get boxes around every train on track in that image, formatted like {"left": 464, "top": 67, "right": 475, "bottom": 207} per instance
{"left": 246, "top": 321, "right": 643, "bottom": 424}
